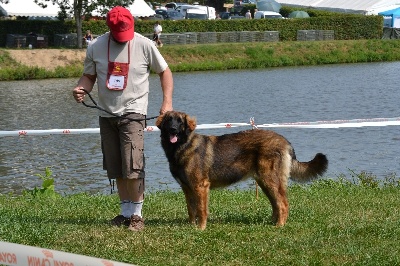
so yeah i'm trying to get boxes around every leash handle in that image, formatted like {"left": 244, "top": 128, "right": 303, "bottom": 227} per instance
{"left": 79, "top": 88, "right": 158, "bottom": 121}
{"left": 80, "top": 88, "right": 97, "bottom": 108}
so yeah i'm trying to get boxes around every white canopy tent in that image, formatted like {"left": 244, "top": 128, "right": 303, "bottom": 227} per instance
{"left": 89, "top": 0, "right": 156, "bottom": 18}
{"left": 275, "top": 0, "right": 400, "bottom": 15}
{"left": 0, "top": 0, "right": 60, "bottom": 17}
{"left": 127, "top": 0, "right": 155, "bottom": 17}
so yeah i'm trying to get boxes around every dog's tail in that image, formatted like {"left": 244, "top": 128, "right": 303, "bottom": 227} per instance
{"left": 289, "top": 153, "right": 328, "bottom": 182}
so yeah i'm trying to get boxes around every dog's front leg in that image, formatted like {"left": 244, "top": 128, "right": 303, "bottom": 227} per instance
{"left": 181, "top": 185, "right": 197, "bottom": 224}
{"left": 194, "top": 181, "right": 211, "bottom": 230}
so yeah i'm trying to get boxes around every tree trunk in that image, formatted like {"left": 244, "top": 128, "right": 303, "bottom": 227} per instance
{"left": 75, "top": 15, "right": 83, "bottom": 49}
{"left": 74, "top": 0, "right": 83, "bottom": 49}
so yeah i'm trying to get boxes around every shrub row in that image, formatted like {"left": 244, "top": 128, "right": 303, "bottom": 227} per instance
{"left": 0, "top": 11, "right": 383, "bottom": 47}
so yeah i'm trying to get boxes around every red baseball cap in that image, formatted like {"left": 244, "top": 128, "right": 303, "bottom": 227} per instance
{"left": 106, "top": 6, "right": 134, "bottom": 42}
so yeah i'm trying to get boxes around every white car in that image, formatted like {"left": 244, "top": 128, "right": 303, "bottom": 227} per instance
{"left": 241, "top": 0, "right": 256, "bottom": 4}
{"left": 254, "top": 11, "right": 283, "bottom": 19}
{"left": 177, "top": 4, "right": 216, "bottom": 19}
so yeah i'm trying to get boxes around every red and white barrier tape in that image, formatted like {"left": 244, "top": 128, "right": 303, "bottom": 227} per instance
{"left": 258, "top": 117, "right": 400, "bottom": 129}
{"left": 0, "top": 117, "right": 399, "bottom": 137}
{"left": 0, "top": 241, "right": 136, "bottom": 266}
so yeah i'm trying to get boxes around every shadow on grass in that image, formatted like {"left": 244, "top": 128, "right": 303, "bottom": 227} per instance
{"left": 5, "top": 212, "right": 106, "bottom": 227}
{"left": 146, "top": 211, "right": 274, "bottom": 228}
{"left": 209, "top": 211, "right": 274, "bottom": 226}
{"left": 145, "top": 217, "right": 189, "bottom": 227}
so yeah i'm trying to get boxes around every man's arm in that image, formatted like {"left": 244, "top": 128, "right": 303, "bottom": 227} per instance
{"left": 158, "top": 67, "right": 173, "bottom": 114}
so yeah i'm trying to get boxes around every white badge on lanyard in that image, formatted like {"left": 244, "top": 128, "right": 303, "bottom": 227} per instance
{"left": 108, "top": 75, "right": 125, "bottom": 90}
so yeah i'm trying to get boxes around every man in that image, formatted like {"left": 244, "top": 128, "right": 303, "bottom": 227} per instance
{"left": 245, "top": 10, "right": 252, "bottom": 19}
{"left": 72, "top": 6, "right": 173, "bottom": 231}
{"left": 153, "top": 21, "right": 163, "bottom": 47}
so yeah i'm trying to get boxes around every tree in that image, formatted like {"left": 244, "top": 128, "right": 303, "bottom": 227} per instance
{"left": 33, "top": 0, "right": 134, "bottom": 48}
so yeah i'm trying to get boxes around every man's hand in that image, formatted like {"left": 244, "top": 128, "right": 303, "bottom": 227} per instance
{"left": 72, "top": 87, "right": 86, "bottom": 103}
{"left": 159, "top": 106, "right": 173, "bottom": 115}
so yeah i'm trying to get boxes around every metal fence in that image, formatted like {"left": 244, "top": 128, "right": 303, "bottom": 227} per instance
{"left": 6, "top": 30, "right": 335, "bottom": 48}
{"left": 143, "top": 31, "right": 282, "bottom": 45}
{"left": 145, "top": 30, "right": 334, "bottom": 45}
{"left": 297, "top": 30, "right": 335, "bottom": 41}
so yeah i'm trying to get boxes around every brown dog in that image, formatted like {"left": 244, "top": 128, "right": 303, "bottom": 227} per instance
{"left": 156, "top": 111, "right": 328, "bottom": 230}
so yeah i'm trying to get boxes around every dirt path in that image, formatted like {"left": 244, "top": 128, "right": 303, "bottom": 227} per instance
{"left": 7, "top": 49, "right": 86, "bottom": 70}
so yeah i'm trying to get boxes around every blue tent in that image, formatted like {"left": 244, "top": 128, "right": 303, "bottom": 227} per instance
{"left": 378, "top": 7, "right": 400, "bottom": 28}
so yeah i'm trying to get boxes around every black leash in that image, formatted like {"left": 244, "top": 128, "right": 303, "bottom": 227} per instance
{"left": 80, "top": 88, "right": 158, "bottom": 121}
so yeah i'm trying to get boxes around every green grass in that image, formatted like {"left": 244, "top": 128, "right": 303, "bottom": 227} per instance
{"left": 1, "top": 39, "right": 400, "bottom": 264}
{"left": 1, "top": 39, "right": 400, "bottom": 80}
{"left": 0, "top": 171, "right": 399, "bottom": 265}
{"left": 162, "top": 39, "right": 400, "bottom": 71}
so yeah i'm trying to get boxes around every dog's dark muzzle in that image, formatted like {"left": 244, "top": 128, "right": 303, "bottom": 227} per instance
{"left": 168, "top": 127, "right": 179, "bottom": 135}
{"left": 167, "top": 121, "right": 181, "bottom": 144}
{"left": 168, "top": 120, "right": 181, "bottom": 134}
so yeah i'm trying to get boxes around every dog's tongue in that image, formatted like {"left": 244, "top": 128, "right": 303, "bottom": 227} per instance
{"left": 170, "top": 134, "right": 178, "bottom": 143}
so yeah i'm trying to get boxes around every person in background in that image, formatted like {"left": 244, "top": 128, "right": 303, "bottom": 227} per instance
{"left": 84, "top": 30, "right": 93, "bottom": 46}
{"left": 245, "top": 10, "right": 252, "bottom": 19}
{"left": 72, "top": 6, "right": 174, "bottom": 232}
{"left": 153, "top": 21, "right": 163, "bottom": 47}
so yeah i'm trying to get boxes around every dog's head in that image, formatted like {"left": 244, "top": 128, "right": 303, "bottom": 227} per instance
{"left": 156, "top": 111, "right": 196, "bottom": 144}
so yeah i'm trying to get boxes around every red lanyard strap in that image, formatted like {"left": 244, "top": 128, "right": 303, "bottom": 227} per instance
{"left": 108, "top": 35, "right": 130, "bottom": 64}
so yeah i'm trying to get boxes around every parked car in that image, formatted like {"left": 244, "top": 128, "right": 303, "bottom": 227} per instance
{"left": 164, "top": 2, "right": 186, "bottom": 9}
{"left": 147, "top": 14, "right": 165, "bottom": 20}
{"left": 185, "top": 8, "right": 208, "bottom": 20}
{"left": 241, "top": 0, "right": 256, "bottom": 4}
{"left": 155, "top": 9, "right": 168, "bottom": 19}
{"left": 254, "top": 11, "right": 283, "bottom": 19}
{"left": 155, "top": 9, "right": 185, "bottom": 20}
{"left": 229, "top": 14, "right": 245, "bottom": 19}
{"left": 219, "top": 11, "right": 230, "bottom": 19}
{"left": 166, "top": 10, "right": 185, "bottom": 20}
{"left": 177, "top": 4, "right": 216, "bottom": 20}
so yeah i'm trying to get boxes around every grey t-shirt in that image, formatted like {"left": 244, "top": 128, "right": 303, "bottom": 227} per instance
{"left": 84, "top": 32, "right": 168, "bottom": 116}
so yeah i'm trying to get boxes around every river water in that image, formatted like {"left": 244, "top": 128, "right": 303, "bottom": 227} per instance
{"left": 0, "top": 62, "right": 399, "bottom": 195}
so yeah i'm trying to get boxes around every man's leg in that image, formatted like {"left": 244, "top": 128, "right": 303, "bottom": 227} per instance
{"left": 117, "top": 178, "right": 144, "bottom": 202}
{"left": 116, "top": 177, "right": 144, "bottom": 215}
{"left": 118, "top": 113, "right": 146, "bottom": 231}
{"left": 116, "top": 178, "right": 145, "bottom": 231}
{"left": 158, "top": 34, "right": 163, "bottom": 47}
{"left": 100, "top": 115, "right": 145, "bottom": 230}
{"left": 100, "top": 117, "right": 131, "bottom": 226}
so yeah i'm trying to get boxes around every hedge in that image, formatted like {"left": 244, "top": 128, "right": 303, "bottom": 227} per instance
{"left": 0, "top": 10, "right": 383, "bottom": 47}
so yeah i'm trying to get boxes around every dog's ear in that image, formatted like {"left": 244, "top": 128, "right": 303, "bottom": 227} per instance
{"left": 156, "top": 113, "right": 166, "bottom": 129}
{"left": 185, "top": 115, "right": 197, "bottom": 132}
